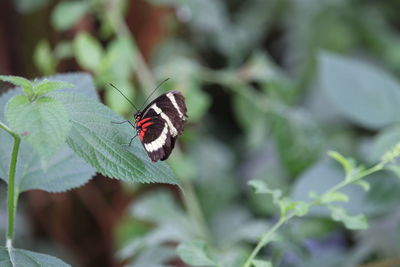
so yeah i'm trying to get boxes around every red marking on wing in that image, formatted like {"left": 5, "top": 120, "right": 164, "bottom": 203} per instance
{"left": 141, "top": 122, "right": 153, "bottom": 129}
{"left": 139, "top": 121, "right": 153, "bottom": 141}
{"left": 137, "top": 117, "right": 151, "bottom": 127}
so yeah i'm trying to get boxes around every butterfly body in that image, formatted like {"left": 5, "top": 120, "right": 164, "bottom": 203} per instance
{"left": 133, "top": 91, "right": 187, "bottom": 162}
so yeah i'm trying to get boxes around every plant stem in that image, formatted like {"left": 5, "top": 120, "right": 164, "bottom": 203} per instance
{"left": 324, "top": 163, "right": 384, "bottom": 196}
{"left": 0, "top": 122, "right": 21, "bottom": 247}
{"left": 243, "top": 162, "right": 386, "bottom": 266}
{"left": 243, "top": 215, "right": 292, "bottom": 267}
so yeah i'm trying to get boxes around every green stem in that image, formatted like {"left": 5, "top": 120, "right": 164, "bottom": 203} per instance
{"left": 0, "top": 122, "right": 21, "bottom": 247}
{"left": 324, "top": 163, "right": 384, "bottom": 196}
{"left": 243, "top": 162, "right": 386, "bottom": 266}
{"left": 243, "top": 216, "right": 291, "bottom": 267}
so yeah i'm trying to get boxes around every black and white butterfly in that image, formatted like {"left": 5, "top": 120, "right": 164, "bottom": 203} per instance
{"left": 111, "top": 80, "right": 187, "bottom": 162}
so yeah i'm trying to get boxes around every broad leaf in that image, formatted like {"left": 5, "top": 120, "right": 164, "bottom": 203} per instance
{"left": 0, "top": 246, "right": 70, "bottom": 267}
{"left": 0, "top": 86, "right": 95, "bottom": 192}
{"left": 101, "top": 36, "right": 136, "bottom": 81}
{"left": 51, "top": 1, "right": 90, "bottom": 31}
{"left": 319, "top": 52, "right": 400, "bottom": 129}
{"left": 0, "top": 132, "right": 95, "bottom": 192}
{"left": 274, "top": 110, "right": 323, "bottom": 176}
{"left": 34, "top": 40, "right": 55, "bottom": 75}
{"left": 5, "top": 95, "right": 70, "bottom": 165}
{"left": 51, "top": 92, "right": 178, "bottom": 185}
{"left": 0, "top": 75, "right": 33, "bottom": 98}
{"left": 177, "top": 240, "right": 218, "bottom": 266}
{"left": 369, "top": 126, "right": 400, "bottom": 163}
{"left": 34, "top": 80, "right": 75, "bottom": 96}
{"left": 130, "top": 246, "right": 176, "bottom": 267}
{"left": 74, "top": 32, "right": 103, "bottom": 72}
{"left": 46, "top": 72, "right": 99, "bottom": 100}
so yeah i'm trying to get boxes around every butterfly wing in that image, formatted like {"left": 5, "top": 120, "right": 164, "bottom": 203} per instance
{"left": 138, "top": 115, "right": 169, "bottom": 162}
{"left": 139, "top": 91, "right": 187, "bottom": 162}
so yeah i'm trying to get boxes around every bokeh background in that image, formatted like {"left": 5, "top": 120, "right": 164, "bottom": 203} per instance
{"left": 1, "top": 0, "right": 400, "bottom": 266}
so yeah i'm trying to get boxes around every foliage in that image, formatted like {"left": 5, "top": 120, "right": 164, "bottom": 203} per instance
{"left": 0, "top": 247, "right": 70, "bottom": 267}
{"left": 0, "top": 73, "right": 179, "bottom": 264}
{"left": 3, "top": 0, "right": 400, "bottom": 266}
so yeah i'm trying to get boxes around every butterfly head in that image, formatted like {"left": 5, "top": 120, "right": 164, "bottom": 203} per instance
{"left": 134, "top": 112, "right": 142, "bottom": 123}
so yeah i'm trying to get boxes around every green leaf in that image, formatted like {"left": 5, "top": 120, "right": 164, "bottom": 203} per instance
{"left": 274, "top": 110, "right": 323, "bottom": 176}
{"left": 319, "top": 52, "right": 400, "bottom": 129}
{"left": 34, "top": 40, "right": 56, "bottom": 75}
{"left": 252, "top": 259, "right": 273, "bottom": 267}
{"left": 210, "top": 206, "right": 269, "bottom": 247}
{"left": 177, "top": 240, "right": 218, "bottom": 266}
{"left": 119, "top": 191, "right": 191, "bottom": 260}
{"left": 74, "top": 32, "right": 103, "bottom": 71}
{"left": 381, "top": 143, "right": 400, "bottom": 164}
{"left": 278, "top": 198, "right": 309, "bottom": 217}
{"left": 54, "top": 41, "right": 74, "bottom": 59}
{"left": 100, "top": 36, "right": 136, "bottom": 81}
{"left": 292, "top": 160, "right": 381, "bottom": 216}
{"left": 355, "top": 180, "right": 370, "bottom": 192}
{"left": 232, "top": 90, "right": 269, "bottom": 148}
{"left": 0, "top": 75, "right": 33, "bottom": 98}
{"left": 328, "top": 151, "right": 353, "bottom": 179}
{"left": 0, "top": 246, "right": 70, "bottom": 267}
{"left": 34, "top": 79, "right": 75, "bottom": 96}
{"left": 133, "top": 189, "right": 185, "bottom": 223}
{"left": 248, "top": 179, "right": 282, "bottom": 204}
{"left": 5, "top": 95, "right": 70, "bottom": 165}
{"left": 0, "top": 78, "right": 95, "bottom": 193}
{"left": 291, "top": 201, "right": 309, "bottom": 217}
{"left": 129, "top": 246, "right": 177, "bottom": 267}
{"left": 369, "top": 126, "right": 400, "bottom": 163}
{"left": 51, "top": 1, "right": 90, "bottom": 31}
{"left": 321, "top": 192, "right": 349, "bottom": 204}
{"left": 328, "top": 205, "right": 368, "bottom": 230}
{"left": 51, "top": 92, "right": 178, "bottom": 185}
{"left": 46, "top": 72, "right": 99, "bottom": 100}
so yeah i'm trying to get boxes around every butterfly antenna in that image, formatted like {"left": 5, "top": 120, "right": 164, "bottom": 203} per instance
{"left": 140, "top": 78, "right": 170, "bottom": 110}
{"left": 109, "top": 83, "right": 139, "bottom": 112}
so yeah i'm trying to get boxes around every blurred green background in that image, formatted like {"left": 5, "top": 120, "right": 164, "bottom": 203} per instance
{"left": 1, "top": 0, "right": 400, "bottom": 266}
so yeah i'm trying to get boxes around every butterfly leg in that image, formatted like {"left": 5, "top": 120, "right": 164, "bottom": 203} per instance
{"left": 111, "top": 120, "right": 127, "bottom": 124}
{"left": 111, "top": 120, "right": 136, "bottom": 129}
{"left": 129, "top": 132, "right": 138, "bottom": 146}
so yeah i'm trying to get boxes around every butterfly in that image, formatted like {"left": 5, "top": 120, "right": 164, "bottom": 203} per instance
{"left": 111, "top": 80, "right": 187, "bottom": 162}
